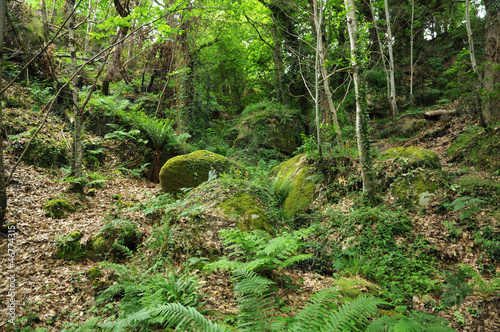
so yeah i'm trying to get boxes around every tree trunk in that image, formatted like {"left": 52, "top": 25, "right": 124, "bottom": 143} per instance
{"left": 101, "top": 0, "right": 130, "bottom": 95}
{"left": 383, "top": 0, "right": 397, "bottom": 118}
{"left": 344, "top": 0, "right": 373, "bottom": 198}
{"left": 410, "top": 0, "right": 414, "bottom": 99}
{"left": 40, "top": 0, "right": 50, "bottom": 42}
{"left": 0, "top": 0, "right": 8, "bottom": 226}
{"left": 368, "top": 0, "right": 391, "bottom": 114}
{"left": 68, "top": 0, "right": 83, "bottom": 186}
{"left": 482, "top": 0, "right": 500, "bottom": 126}
{"left": 466, "top": 0, "right": 483, "bottom": 120}
{"left": 313, "top": 0, "right": 323, "bottom": 158}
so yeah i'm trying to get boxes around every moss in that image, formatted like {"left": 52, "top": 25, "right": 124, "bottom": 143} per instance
{"left": 86, "top": 266, "right": 103, "bottom": 281}
{"left": 333, "top": 277, "right": 379, "bottom": 302}
{"left": 232, "top": 101, "right": 304, "bottom": 155}
{"left": 392, "top": 172, "right": 441, "bottom": 207}
{"left": 85, "top": 235, "right": 108, "bottom": 260}
{"left": 448, "top": 125, "right": 500, "bottom": 173}
{"left": 159, "top": 150, "right": 245, "bottom": 194}
{"left": 43, "top": 199, "right": 75, "bottom": 219}
{"left": 271, "top": 154, "right": 316, "bottom": 217}
{"left": 56, "top": 231, "right": 85, "bottom": 261}
{"left": 380, "top": 146, "right": 441, "bottom": 169}
{"left": 217, "top": 193, "right": 272, "bottom": 233}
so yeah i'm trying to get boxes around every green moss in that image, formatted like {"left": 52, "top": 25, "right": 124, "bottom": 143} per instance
{"left": 217, "top": 193, "right": 272, "bottom": 233}
{"left": 159, "top": 150, "right": 245, "bottom": 194}
{"left": 232, "top": 101, "right": 304, "bottom": 155}
{"left": 271, "top": 154, "right": 316, "bottom": 217}
{"left": 448, "top": 125, "right": 500, "bottom": 173}
{"left": 56, "top": 231, "right": 85, "bottom": 261}
{"left": 392, "top": 172, "right": 441, "bottom": 207}
{"left": 85, "top": 235, "right": 108, "bottom": 260}
{"left": 380, "top": 146, "right": 441, "bottom": 169}
{"left": 86, "top": 266, "right": 103, "bottom": 281}
{"left": 333, "top": 277, "right": 379, "bottom": 302}
{"left": 43, "top": 199, "right": 75, "bottom": 219}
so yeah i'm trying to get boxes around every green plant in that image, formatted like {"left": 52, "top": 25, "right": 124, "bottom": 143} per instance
{"left": 204, "top": 228, "right": 312, "bottom": 276}
{"left": 449, "top": 196, "right": 486, "bottom": 222}
{"left": 86, "top": 172, "right": 108, "bottom": 189}
{"left": 441, "top": 268, "right": 473, "bottom": 307}
{"left": 99, "top": 219, "right": 142, "bottom": 259}
{"left": 55, "top": 231, "right": 85, "bottom": 261}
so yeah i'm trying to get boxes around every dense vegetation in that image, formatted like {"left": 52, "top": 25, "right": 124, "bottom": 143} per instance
{"left": 0, "top": 0, "right": 500, "bottom": 331}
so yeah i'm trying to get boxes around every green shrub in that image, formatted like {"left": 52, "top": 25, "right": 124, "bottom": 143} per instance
{"left": 43, "top": 199, "right": 75, "bottom": 219}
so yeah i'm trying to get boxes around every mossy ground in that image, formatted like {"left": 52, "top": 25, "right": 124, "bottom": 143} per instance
{"left": 217, "top": 193, "right": 272, "bottom": 233}
{"left": 43, "top": 198, "right": 75, "bottom": 219}
{"left": 159, "top": 150, "right": 244, "bottom": 194}
{"left": 271, "top": 154, "right": 317, "bottom": 217}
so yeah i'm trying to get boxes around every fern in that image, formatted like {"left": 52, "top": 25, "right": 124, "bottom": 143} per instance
{"left": 233, "top": 270, "right": 283, "bottom": 332}
{"left": 366, "top": 311, "right": 455, "bottom": 332}
{"left": 288, "top": 287, "right": 340, "bottom": 331}
{"left": 205, "top": 228, "right": 312, "bottom": 275}
{"left": 321, "top": 295, "right": 385, "bottom": 332}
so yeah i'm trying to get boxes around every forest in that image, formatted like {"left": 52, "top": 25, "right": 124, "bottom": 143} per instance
{"left": 0, "top": 0, "right": 500, "bottom": 330}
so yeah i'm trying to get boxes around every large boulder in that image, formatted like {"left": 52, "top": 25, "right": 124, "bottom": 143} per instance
{"left": 271, "top": 154, "right": 317, "bottom": 217}
{"left": 379, "top": 146, "right": 441, "bottom": 170}
{"left": 379, "top": 116, "right": 427, "bottom": 139}
{"left": 377, "top": 146, "right": 442, "bottom": 208}
{"left": 216, "top": 193, "right": 272, "bottom": 233}
{"left": 232, "top": 102, "right": 305, "bottom": 155}
{"left": 159, "top": 150, "right": 243, "bottom": 194}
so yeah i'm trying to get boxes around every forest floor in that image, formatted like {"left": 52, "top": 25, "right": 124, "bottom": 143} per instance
{"left": 0, "top": 112, "right": 499, "bottom": 331}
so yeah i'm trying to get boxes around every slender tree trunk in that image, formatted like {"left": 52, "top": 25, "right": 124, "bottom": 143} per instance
{"left": 466, "top": 0, "right": 483, "bottom": 119}
{"left": 313, "top": 0, "right": 323, "bottom": 158}
{"left": 68, "top": 0, "right": 83, "bottom": 184}
{"left": 344, "top": 0, "right": 373, "bottom": 198}
{"left": 481, "top": 0, "right": 499, "bottom": 126}
{"left": 40, "top": 0, "right": 50, "bottom": 42}
{"left": 410, "top": 0, "right": 415, "bottom": 99}
{"left": 383, "top": 0, "right": 397, "bottom": 117}
{"left": 101, "top": 0, "right": 130, "bottom": 95}
{"left": 368, "top": 0, "right": 390, "bottom": 114}
{"left": 0, "top": 0, "right": 8, "bottom": 226}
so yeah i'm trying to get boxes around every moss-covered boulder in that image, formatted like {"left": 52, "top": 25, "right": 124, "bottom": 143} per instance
{"left": 159, "top": 150, "right": 244, "bottom": 194}
{"left": 216, "top": 193, "right": 272, "bottom": 233}
{"left": 86, "top": 266, "right": 103, "bottom": 282}
{"left": 391, "top": 171, "right": 441, "bottom": 208}
{"left": 232, "top": 101, "right": 305, "bottom": 155}
{"left": 271, "top": 154, "right": 317, "bottom": 217}
{"left": 379, "top": 116, "right": 427, "bottom": 139}
{"left": 56, "top": 231, "right": 85, "bottom": 261}
{"left": 379, "top": 146, "right": 441, "bottom": 170}
{"left": 43, "top": 199, "right": 75, "bottom": 219}
{"left": 333, "top": 277, "right": 380, "bottom": 302}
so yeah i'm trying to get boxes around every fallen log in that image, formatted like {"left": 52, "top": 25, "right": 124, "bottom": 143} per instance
{"left": 424, "top": 109, "right": 457, "bottom": 119}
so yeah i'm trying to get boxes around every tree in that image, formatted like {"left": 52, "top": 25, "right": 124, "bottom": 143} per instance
{"left": 0, "top": 0, "right": 7, "bottom": 226}
{"left": 482, "top": 0, "right": 500, "bottom": 126}
{"left": 383, "top": 0, "right": 397, "bottom": 117}
{"left": 344, "top": 0, "right": 373, "bottom": 198}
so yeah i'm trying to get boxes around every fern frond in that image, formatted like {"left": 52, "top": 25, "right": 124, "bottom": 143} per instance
{"left": 289, "top": 286, "right": 340, "bottom": 331}
{"left": 321, "top": 295, "right": 386, "bottom": 332}
{"left": 233, "top": 270, "right": 283, "bottom": 332}
{"left": 95, "top": 282, "right": 125, "bottom": 304}
{"left": 152, "top": 303, "right": 230, "bottom": 332}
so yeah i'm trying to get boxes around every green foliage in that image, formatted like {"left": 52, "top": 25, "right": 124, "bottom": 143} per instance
{"left": 55, "top": 231, "right": 85, "bottom": 261}
{"left": 98, "top": 219, "right": 142, "bottom": 259}
{"left": 233, "top": 270, "right": 283, "bottom": 331}
{"left": 13, "top": 137, "right": 69, "bottom": 168}
{"left": 43, "top": 199, "right": 75, "bottom": 219}
{"left": 96, "top": 270, "right": 205, "bottom": 331}
{"left": 204, "top": 228, "right": 312, "bottom": 276}
{"left": 441, "top": 268, "right": 473, "bottom": 307}
{"left": 445, "top": 196, "right": 486, "bottom": 222}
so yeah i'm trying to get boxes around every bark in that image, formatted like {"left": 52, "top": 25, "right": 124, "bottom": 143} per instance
{"left": 68, "top": 0, "right": 83, "bottom": 183}
{"left": 0, "top": 0, "right": 8, "bottom": 226}
{"left": 368, "top": 0, "right": 390, "bottom": 114}
{"left": 101, "top": 0, "right": 130, "bottom": 95}
{"left": 466, "top": 0, "right": 483, "bottom": 121}
{"left": 410, "top": 0, "right": 414, "bottom": 98}
{"left": 313, "top": 0, "right": 322, "bottom": 158}
{"left": 344, "top": 0, "right": 373, "bottom": 197}
{"left": 383, "top": 0, "right": 397, "bottom": 117}
{"left": 482, "top": 0, "right": 500, "bottom": 126}
{"left": 41, "top": 0, "right": 50, "bottom": 42}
